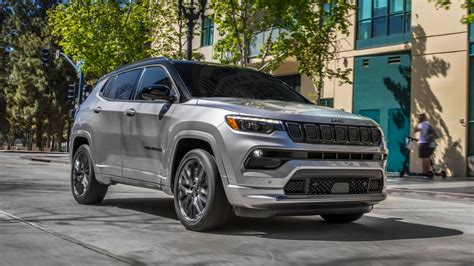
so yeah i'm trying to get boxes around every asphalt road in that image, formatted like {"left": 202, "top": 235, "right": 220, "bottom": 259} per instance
{"left": 0, "top": 154, "right": 473, "bottom": 265}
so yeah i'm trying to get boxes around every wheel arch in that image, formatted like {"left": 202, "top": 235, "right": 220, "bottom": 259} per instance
{"left": 167, "top": 131, "right": 227, "bottom": 194}
{"left": 70, "top": 130, "right": 93, "bottom": 162}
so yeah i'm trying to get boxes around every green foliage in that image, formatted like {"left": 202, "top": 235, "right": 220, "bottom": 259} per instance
{"left": 1, "top": 1, "right": 75, "bottom": 150}
{"left": 211, "top": 0, "right": 355, "bottom": 103}
{"left": 48, "top": 0, "right": 200, "bottom": 79}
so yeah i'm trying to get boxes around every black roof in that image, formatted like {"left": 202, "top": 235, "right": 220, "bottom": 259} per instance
{"left": 101, "top": 57, "right": 257, "bottom": 81}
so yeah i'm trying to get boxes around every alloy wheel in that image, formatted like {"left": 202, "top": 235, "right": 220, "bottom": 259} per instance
{"left": 72, "top": 151, "right": 90, "bottom": 197}
{"left": 177, "top": 158, "right": 209, "bottom": 222}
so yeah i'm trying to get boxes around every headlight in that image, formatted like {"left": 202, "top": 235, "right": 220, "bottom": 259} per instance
{"left": 225, "top": 115, "right": 284, "bottom": 134}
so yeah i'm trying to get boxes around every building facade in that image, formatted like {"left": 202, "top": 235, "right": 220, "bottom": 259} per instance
{"left": 193, "top": 0, "right": 473, "bottom": 177}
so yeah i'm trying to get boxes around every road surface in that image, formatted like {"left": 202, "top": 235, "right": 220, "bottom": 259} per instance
{"left": 0, "top": 153, "right": 473, "bottom": 265}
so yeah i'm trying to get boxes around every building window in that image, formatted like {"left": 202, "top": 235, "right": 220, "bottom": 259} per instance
{"left": 249, "top": 27, "right": 287, "bottom": 58}
{"left": 276, "top": 74, "right": 301, "bottom": 92}
{"left": 320, "top": 98, "right": 334, "bottom": 108}
{"left": 356, "top": 0, "right": 411, "bottom": 49}
{"left": 201, "top": 16, "right": 214, "bottom": 47}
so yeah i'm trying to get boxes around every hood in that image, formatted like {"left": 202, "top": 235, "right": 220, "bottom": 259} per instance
{"left": 195, "top": 98, "right": 378, "bottom": 127}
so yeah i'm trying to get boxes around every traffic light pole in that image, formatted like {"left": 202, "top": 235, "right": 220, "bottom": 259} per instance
{"left": 55, "top": 51, "right": 85, "bottom": 105}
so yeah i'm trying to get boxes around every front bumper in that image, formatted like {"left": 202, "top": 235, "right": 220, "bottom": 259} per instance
{"left": 225, "top": 177, "right": 387, "bottom": 217}
{"left": 216, "top": 123, "right": 388, "bottom": 216}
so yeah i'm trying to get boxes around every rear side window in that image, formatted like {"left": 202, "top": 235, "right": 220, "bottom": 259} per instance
{"left": 104, "top": 69, "right": 142, "bottom": 100}
{"left": 135, "top": 66, "right": 173, "bottom": 100}
{"left": 101, "top": 76, "right": 116, "bottom": 95}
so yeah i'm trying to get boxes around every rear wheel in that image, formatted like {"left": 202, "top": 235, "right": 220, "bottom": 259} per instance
{"left": 321, "top": 213, "right": 364, "bottom": 223}
{"left": 71, "top": 144, "right": 108, "bottom": 205}
{"left": 173, "top": 149, "right": 232, "bottom": 231}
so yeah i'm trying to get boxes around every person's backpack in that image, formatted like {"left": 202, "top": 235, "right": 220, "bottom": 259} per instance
{"left": 427, "top": 123, "right": 440, "bottom": 142}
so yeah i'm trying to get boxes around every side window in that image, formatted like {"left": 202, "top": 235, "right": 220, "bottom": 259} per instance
{"left": 101, "top": 76, "right": 116, "bottom": 96}
{"left": 135, "top": 66, "right": 173, "bottom": 101}
{"left": 105, "top": 69, "right": 142, "bottom": 100}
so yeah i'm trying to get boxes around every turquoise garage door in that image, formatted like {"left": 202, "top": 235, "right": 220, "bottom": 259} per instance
{"left": 353, "top": 53, "right": 411, "bottom": 172}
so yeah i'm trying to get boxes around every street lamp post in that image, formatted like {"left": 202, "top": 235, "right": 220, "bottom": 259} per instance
{"left": 178, "top": 0, "right": 207, "bottom": 60}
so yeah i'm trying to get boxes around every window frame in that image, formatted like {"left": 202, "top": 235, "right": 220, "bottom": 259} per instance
{"left": 100, "top": 68, "right": 143, "bottom": 101}
{"left": 200, "top": 15, "right": 214, "bottom": 47}
{"left": 132, "top": 65, "right": 179, "bottom": 103}
{"left": 248, "top": 27, "right": 284, "bottom": 58}
{"left": 276, "top": 73, "right": 302, "bottom": 93}
{"left": 356, "top": 0, "right": 411, "bottom": 49}
{"left": 319, "top": 98, "right": 334, "bottom": 108}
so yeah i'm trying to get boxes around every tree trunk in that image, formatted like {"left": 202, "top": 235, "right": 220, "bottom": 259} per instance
{"left": 36, "top": 122, "right": 43, "bottom": 151}
{"left": 27, "top": 119, "right": 33, "bottom": 151}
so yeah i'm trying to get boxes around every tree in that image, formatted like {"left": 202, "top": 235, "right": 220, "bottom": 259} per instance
{"left": 430, "top": 0, "right": 474, "bottom": 23}
{"left": 2, "top": 0, "right": 75, "bottom": 150}
{"left": 0, "top": 2, "right": 8, "bottom": 145}
{"left": 211, "top": 0, "right": 355, "bottom": 104}
{"left": 48, "top": 0, "right": 202, "bottom": 79}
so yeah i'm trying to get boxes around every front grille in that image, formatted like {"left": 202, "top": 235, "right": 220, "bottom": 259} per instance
{"left": 284, "top": 177, "right": 383, "bottom": 195}
{"left": 283, "top": 179, "right": 306, "bottom": 194}
{"left": 285, "top": 122, "right": 381, "bottom": 146}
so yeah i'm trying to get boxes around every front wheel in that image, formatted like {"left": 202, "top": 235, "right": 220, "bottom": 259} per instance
{"left": 173, "top": 149, "right": 232, "bottom": 231}
{"left": 321, "top": 213, "right": 364, "bottom": 223}
{"left": 71, "top": 144, "right": 108, "bottom": 204}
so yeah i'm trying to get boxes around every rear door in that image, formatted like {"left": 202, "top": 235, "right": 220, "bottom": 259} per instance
{"left": 93, "top": 69, "right": 143, "bottom": 177}
{"left": 121, "top": 66, "right": 178, "bottom": 184}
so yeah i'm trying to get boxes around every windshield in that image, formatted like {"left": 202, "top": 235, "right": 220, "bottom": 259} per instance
{"left": 173, "top": 63, "right": 310, "bottom": 104}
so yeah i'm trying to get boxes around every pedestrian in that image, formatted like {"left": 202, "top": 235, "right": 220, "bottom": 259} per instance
{"left": 413, "top": 113, "right": 438, "bottom": 175}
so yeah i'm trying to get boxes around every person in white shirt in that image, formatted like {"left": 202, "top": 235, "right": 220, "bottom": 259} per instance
{"left": 413, "top": 113, "right": 435, "bottom": 175}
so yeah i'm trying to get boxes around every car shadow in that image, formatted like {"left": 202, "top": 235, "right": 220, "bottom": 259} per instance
{"left": 101, "top": 197, "right": 463, "bottom": 242}
{"left": 101, "top": 197, "right": 178, "bottom": 221}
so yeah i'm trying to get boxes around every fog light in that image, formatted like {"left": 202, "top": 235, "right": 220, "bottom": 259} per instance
{"left": 252, "top": 149, "right": 263, "bottom": 158}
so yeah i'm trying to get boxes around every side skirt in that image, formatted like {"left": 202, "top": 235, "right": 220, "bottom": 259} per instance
{"left": 96, "top": 173, "right": 162, "bottom": 191}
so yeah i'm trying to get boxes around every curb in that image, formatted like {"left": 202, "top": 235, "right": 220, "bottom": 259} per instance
{"left": 0, "top": 150, "right": 67, "bottom": 154}
{"left": 19, "top": 156, "right": 69, "bottom": 165}
{"left": 387, "top": 188, "right": 474, "bottom": 199}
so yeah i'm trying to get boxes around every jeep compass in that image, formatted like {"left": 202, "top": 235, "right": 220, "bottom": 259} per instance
{"left": 69, "top": 57, "right": 387, "bottom": 231}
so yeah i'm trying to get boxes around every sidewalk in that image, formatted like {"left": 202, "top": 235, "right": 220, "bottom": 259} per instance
{"left": 387, "top": 175, "right": 474, "bottom": 201}
{"left": 0, "top": 151, "right": 69, "bottom": 164}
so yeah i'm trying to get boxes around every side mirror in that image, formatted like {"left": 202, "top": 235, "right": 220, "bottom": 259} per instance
{"left": 138, "top": 84, "right": 176, "bottom": 102}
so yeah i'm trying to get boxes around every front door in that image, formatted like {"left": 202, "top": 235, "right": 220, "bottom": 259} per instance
{"left": 121, "top": 66, "right": 177, "bottom": 184}
{"left": 353, "top": 53, "right": 411, "bottom": 172}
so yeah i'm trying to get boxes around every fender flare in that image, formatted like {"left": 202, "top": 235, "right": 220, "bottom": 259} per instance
{"left": 166, "top": 130, "right": 228, "bottom": 188}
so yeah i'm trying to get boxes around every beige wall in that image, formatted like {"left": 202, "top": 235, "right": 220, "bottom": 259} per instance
{"left": 409, "top": 0, "right": 468, "bottom": 176}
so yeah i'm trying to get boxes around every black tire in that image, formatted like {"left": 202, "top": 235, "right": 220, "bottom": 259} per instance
{"left": 71, "top": 144, "right": 108, "bottom": 205}
{"left": 173, "top": 149, "right": 232, "bottom": 231}
{"left": 321, "top": 213, "right": 364, "bottom": 223}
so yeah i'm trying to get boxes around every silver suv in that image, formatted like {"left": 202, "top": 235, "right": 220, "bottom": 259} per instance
{"left": 70, "top": 58, "right": 387, "bottom": 231}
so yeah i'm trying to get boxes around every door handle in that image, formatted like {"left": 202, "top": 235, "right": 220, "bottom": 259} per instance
{"left": 124, "top": 108, "right": 136, "bottom": 117}
{"left": 93, "top": 107, "right": 102, "bottom": 113}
